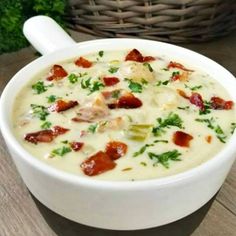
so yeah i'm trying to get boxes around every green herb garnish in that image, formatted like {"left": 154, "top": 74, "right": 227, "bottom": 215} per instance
{"left": 140, "top": 162, "right": 147, "bottom": 166}
{"left": 143, "top": 62, "right": 153, "bottom": 72}
{"left": 177, "top": 106, "right": 190, "bottom": 110}
{"left": 30, "top": 104, "right": 49, "bottom": 121}
{"left": 195, "top": 117, "right": 227, "bottom": 143}
{"left": 148, "top": 150, "right": 181, "bottom": 168}
{"left": 231, "top": 123, "right": 236, "bottom": 134}
{"left": 199, "top": 100, "right": 212, "bottom": 115}
{"left": 68, "top": 73, "right": 79, "bottom": 84}
{"left": 111, "top": 90, "right": 121, "bottom": 99}
{"left": 184, "top": 84, "right": 203, "bottom": 91}
{"left": 133, "top": 143, "right": 154, "bottom": 157}
{"left": 108, "top": 67, "right": 119, "bottom": 74}
{"left": 40, "top": 121, "right": 52, "bottom": 129}
{"left": 98, "top": 50, "right": 104, "bottom": 57}
{"left": 156, "top": 80, "right": 169, "bottom": 86}
{"left": 152, "top": 113, "right": 184, "bottom": 136}
{"left": 81, "top": 78, "right": 104, "bottom": 94}
{"left": 51, "top": 146, "right": 72, "bottom": 157}
{"left": 47, "top": 95, "right": 57, "bottom": 103}
{"left": 88, "top": 124, "right": 98, "bottom": 133}
{"left": 32, "top": 81, "right": 52, "bottom": 94}
{"left": 125, "top": 78, "right": 143, "bottom": 93}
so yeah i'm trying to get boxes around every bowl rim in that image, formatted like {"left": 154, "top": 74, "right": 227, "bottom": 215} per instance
{"left": 1, "top": 38, "right": 236, "bottom": 190}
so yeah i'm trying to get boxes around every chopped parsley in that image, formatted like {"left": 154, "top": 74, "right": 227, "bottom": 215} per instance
{"left": 133, "top": 143, "right": 154, "bottom": 157}
{"left": 125, "top": 78, "right": 147, "bottom": 93}
{"left": 143, "top": 62, "right": 153, "bottom": 72}
{"left": 51, "top": 146, "right": 72, "bottom": 157}
{"left": 30, "top": 104, "right": 49, "bottom": 121}
{"left": 148, "top": 150, "right": 181, "bottom": 168}
{"left": 177, "top": 106, "right": 190, "bottom": 110}
{"left": 98, "top": 50, "right": 104, "bottom": 57}
{"left": 40, "top": 121, "right": 52, "bottom": 129}
{"left": 195, "top": 117, "right": 227, "bottom": 143}
{"left": 184, "top": 84, "right": 203, "bottom": 91}
{"left": 47, "top": 95, "right": 57, "bottom": 103}
{"left": 140, "top": 162, "right": 147, "bottom": 166}
{"left": 32, "top": 81, "right": 52, "bottom": 94}
{"left": 68, "top": 73, "right": 79, "bottom": 84}
{"left": 81, "top": 78, "right": 104, "bottom": 94}
{"left": 171, "top": 71, "right": 180, "bottom": 78}
{"left": 88, "top": 123, "right": 98, "bottom": 133}
{"left": 231, "top": 123, "right": 236, "bottom": 134}
{"left": 199, "top": 100, "right": 212, "bottom": 115}
{"left": 156, "top": 80, "right": 169, "bottom": 86}
{"left": 152, "top": 112, "right": 184, "bottom": 136}
{"left": 108, "top": 67, "right": 119, "bottom": 74}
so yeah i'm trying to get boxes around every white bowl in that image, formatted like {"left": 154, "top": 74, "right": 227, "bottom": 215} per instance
{"left": 0, "top": 16, "right": 236, "bottom": 230}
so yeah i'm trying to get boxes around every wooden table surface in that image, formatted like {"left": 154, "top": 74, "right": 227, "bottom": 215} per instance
{"left": 0, "top": 31, "right": 236, "bottom": 236}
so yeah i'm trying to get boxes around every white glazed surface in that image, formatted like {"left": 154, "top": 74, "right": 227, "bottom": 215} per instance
{"left": 1, "top": 16, "right": 236, "bottom": 230}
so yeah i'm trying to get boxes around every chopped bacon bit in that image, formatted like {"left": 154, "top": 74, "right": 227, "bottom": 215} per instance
{"left": 47, "top": 65, "right": 68, "bottom": 81}
{"left": 118, "top": 94, "right": 142, "bottom": 109}
{"left": 48, "top": 100, "right": 78, "bottom": 112}
{"left": 171, "top": 71, "right": 189, "bottom": 82}
{"left": 51, "top": 126, "right": 70, "bottom": 136}
{"left": 70, "top": 142, "right": 84, "bottom": 151}
{"left": 24, "top": 130, "right": 54, "bottom": 144}
{"left": 143, "top": 56, "right": 155, "bottom": 62}
{"left": 75, "top": 57, "right": 92, "bottom": 68}
{"left": 80, "top": 151, "right": 116, "bottom": 176}
{"left": 173, "top": 131, "right": 193, "bottom": 147}
{"left": 102, "top": 91, "right": 113, "bottom": 99}
{"left": 177, "top": 89, "right": 189, "bottom": 99}
{"left": 171, "top": 73, "right": 181, "bottom": 81}
{"left": 107, "top": 103, "right": 118, "bottom": 109}
{"left": 80, "top": 130, "right": 87, "bottom": 137}
{"left": 205, "top": 135, "right": 212, "bottom": 144}
{"left": 167, "top": 61, "right": 194, "bottom": 72}
{"left": 189, "top": 92, "right": 204, "bottom": 110}
{"left": 105, "top": 141, "right": 128, "bottom": 160}
{"left": 125, "top": 49, "right": 155, "bottom": 62}
{"left": 24, "top": 126, "right": 69, "bottom": 144}
{"left": 210, "top": 96, "right": 234, "bottom": 110}
{"left": 103, "top": 77, "right": 120, "bottom": 86}
{"left": 72, "top": 117, "right": 93, "bottom": 123}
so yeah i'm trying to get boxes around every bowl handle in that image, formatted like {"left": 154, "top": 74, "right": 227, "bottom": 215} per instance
{"left": 23, "top": 15, "right": 76, "bottom": 55}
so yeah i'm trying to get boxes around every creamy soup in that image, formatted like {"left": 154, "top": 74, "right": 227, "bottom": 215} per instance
{"left": 12, "top": 49, "right": 236, "bottom": 181}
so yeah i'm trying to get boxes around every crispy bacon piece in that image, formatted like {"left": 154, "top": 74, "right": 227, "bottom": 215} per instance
{"left": 47, "top": 65, "right": 68, "bottom": 81}
{"left": 70, "top": 142, "right": 84, "bottom": 151}
{"left": 105, "top": 141, "right": 128, "bottom": 160}
{"left": 48, "top": 100, "right": 78, "bottom": 112}
{"left": 171, "top": 71, "right": 189, "bottom": 82}
{"left": 177, "top": 89, "right": 189, "bottom": 99}
{"left": 118, "top": 94, "right": 142, "bottom": 109}
{"left": 189, "top": 92, "right": 204, "bottom": 110}
{"left": 103, "top": 77, "right": 120, "bottom": 86}
{"left": 80, "top": 151, "right": 116, "bottom": 176}
{"left": 24, "top": 130, "right": 54, "bottom": 144}
{"left": 125, "top": 49, "right": 155, "bottom": 62}
{"left": 24, "top": 126, "right": 69, "bottom": 144}
{"left": 75, "top": 57, "right": 92, "bottom": 68}
{"left": 167, "top": 61, "right": 194, "bottom": 72}
{"left": 52, "top": 126, "right": 69, "bottom": 136}
{"left": 173, "top": 131, "right": 193, "bottom": 147}
{"left": 210, "top": 96, "right": 234, "bottom": 110}
{"left": 205, "top": 135, "right": 212, "bottom": 144}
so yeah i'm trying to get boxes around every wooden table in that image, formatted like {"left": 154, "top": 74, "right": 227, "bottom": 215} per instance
{"left": 0, "top": 31, "right": 236, "bottom": 236}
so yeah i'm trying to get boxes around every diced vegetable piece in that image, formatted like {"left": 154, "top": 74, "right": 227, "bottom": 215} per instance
{"left": 177, "top": 89, "right": 189, "bottom": 99}
{"left": 47, "top": 65, "right": 68, "bottom": 81}
{"left": 51, "top": 126, "right": 70, "bottom": 136}
{"left": 210, "top": 96, "right": 234, "bottom": 110}
{"left": 172, "top": 131, "right": 193, "bottom": 147}
{"left": 80, "top": 151, "right": 116, "bottom": 176}
{"left": 48, "top": 100, "right": 78, "bottom": 112}
{"left": 103, "top": 77, "right": 120, "bottom": 86}
{"left": 75, "top": 57, "right": 93, "bottom": 68}
{"left": 105, "top": 141, "right": 128, "bottom": 160}
{"left": 125, "top": 124, "right": 153, "bottom": 141}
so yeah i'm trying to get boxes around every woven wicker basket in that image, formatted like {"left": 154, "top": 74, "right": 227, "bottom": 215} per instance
{"left": 66, "top": 0, "right": 236, "bottom": 43}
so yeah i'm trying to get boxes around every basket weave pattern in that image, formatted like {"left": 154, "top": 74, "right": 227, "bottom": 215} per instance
{"left": 66, "top": 0, "right": 236, "bottom": 42}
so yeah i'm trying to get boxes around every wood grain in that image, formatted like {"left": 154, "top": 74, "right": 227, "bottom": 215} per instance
{"left": 0, "top": 30, "right": 236, "bottom": 236}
